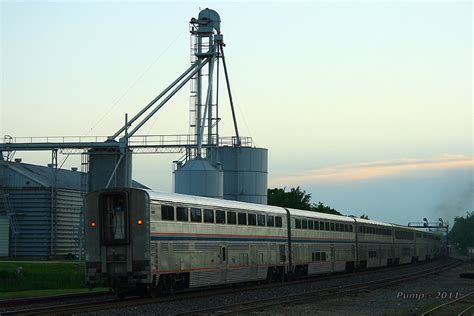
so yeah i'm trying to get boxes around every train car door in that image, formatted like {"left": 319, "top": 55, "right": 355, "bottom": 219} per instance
{"left": 249, "top": 245, "right": 258, "bottom": 279}
{"left": 330, "top": 246, "right": 335, "bottom": 272}
{"left": 220, "top": 245, "right": 227, "bottom": 283}
{"left": 379, "top": 244, "right": 382, "bottom": 266}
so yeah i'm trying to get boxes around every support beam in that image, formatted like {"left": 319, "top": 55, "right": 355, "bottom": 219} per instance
{"left": 110, "top": 62, "right": 200, "bottom": 140}
{"left": 220, "top": 44, "right": 241, "bottom": 146}
{"left": 127, "top": 58, "right": 211, "bottom": 138}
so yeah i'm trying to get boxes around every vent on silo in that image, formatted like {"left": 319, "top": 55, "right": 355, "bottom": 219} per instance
{"left": 14, "top": 158, "right": 22, "bottom": 163}
{"left": 71, "top": 167, "right": 78, "bottom": 172}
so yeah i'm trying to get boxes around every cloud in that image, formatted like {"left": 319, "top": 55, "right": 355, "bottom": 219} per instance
{"left": 270, "top": 155, "right": 473, "bottom": 187}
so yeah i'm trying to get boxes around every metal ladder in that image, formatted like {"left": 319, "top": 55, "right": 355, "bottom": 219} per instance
{"left": 1, "top": 188, "right": 19, "bottom": 257}
{"left": 76, "top": 151, "right": 89, "bottom": 261}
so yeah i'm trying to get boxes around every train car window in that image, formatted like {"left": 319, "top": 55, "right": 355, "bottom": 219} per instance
{"left": 314, "top": 252, "right": 321, "bottom": 261}
{"left": 308, "top": 220, "right": 314, "bottom": 229}
{"left": 330, "top": 222, "right": 335, "bottom": 231}
{"left": 257, "top": 214, "right": 265, "bottom": 226}
{"left": 302, "top": 219, "right": 308, "bottom": 229}
{"left": 238, "top": 212, "right": 247, "bottom": 225}
{"left": 216, "top": 210, "right": 226, "bottom": 224}
{"left": 204, "top": 209, "right": 214, "bottom": 223}
{"left": 176, "top": 207, "right": 188, "bottom": 221}
{"left": 321, "top": 252, "right": 326, "bottom": 261}
{"left": 275, "top": 216, "right": 283, "bottom": 227}
{"left": 161, "top": 205, "right": 174, "bottom": 221}
{"left": 314, "top": 221, "right": 319, "bottom": 230}
{"left": 248, "top": 213, "right": 257, "bottom": 226}
{"left": 101, "top": 193, "right": 128, "bottom": 243}
{"left": 267, "top": 215, "right": 275, "bottom": 227}
{"left": 190, "top": 208, "right": 202, "bottom": 222}
{"left": 349, "top": 225, "right": 353, "bottom": 232}
{"left": 325, "top": 222, "right": 330, "bottom": 231}
{"left": 336, "top": 223, "right": 340, "bottom": 231}
{"left": 227, "top": 211, "right": 237, "bottom": 224}
{"left": 295, "top": 218, "right": 301, "bottom": 229}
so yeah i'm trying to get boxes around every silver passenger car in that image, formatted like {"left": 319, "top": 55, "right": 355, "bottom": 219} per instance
{"left": 84, "top": 188, "right": 443, "bottom": 296}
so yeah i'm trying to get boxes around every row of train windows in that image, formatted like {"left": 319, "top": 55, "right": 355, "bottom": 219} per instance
{"left": 416, "top": 233, "right": 436, "bottom": 239}
{"left": 358, "top": 225, "right": 392, "bottom": 236}
{"left": 160, "top": 205, "right": 283, "bottom": 227}
{"left": 295, "top": 219, "right": 354, "bottom": 233}
{"left": 394, "top": 230, "right": 414, "bottom": 240}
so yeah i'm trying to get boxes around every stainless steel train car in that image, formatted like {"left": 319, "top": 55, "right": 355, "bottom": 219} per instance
{"left": 84, "top": 188, "right": 444, "bottom": 296}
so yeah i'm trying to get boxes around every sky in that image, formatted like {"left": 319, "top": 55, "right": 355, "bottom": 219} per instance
{"left": 1, "top": 1, "right": 472, "bottom": 227}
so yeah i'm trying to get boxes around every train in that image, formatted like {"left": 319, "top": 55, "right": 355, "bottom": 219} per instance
{"left": 84, "top": 188, "right": 444, "bottom": 296}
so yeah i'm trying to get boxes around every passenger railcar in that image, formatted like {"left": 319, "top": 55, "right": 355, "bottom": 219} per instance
{"left": 84, "top": 188, "right": 444, "bottom": 296}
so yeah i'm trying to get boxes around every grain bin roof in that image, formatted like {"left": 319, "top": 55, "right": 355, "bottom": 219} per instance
{"left": 1, "top": 160, "right": 149, "bottom": 190}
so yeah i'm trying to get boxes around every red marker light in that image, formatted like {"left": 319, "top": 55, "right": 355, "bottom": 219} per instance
{"left": 137, "top": 219, "right": 143, "bottom": 225}
{"left": 90, "top": 221, "right": 97, "bottom": 228}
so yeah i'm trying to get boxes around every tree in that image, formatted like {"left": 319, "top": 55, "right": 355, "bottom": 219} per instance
{"left": 267, "top": 187, "right": 341, "bottom": 215}
{"left": 267, "top": 187, "right": 312, "bottom": 210}
{"left": 311, "top": 202, "right": 341, "bottom": 215}
{"left": 449, "top": 212, "right": 474, "bottom": 255}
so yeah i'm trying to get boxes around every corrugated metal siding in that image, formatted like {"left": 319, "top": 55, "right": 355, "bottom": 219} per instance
{"left": 0, "top": 216, "right": 9, "bottom": 257}
{"left": 7, "top": 188, "right": 51, "bottom": 257}
{"left": 53, "top": 190, "right": 83, "bottom": 257}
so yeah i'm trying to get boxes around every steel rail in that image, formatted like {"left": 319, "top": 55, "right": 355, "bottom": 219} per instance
{"left": 0, "top": 290, "right": 111, "bottom": 308}
{"left": 421, "top": 291, "right": 474, "bottom": 316}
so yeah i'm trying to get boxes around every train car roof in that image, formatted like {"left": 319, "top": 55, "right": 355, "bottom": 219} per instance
{"left": 354, "top": 217, "right": 394, "bottom": 227}
{"left": 145, "top": 190, "right": 287, "bottom": 215}
{"left": 287, "top": 208, "right": 357, "bottom": 223}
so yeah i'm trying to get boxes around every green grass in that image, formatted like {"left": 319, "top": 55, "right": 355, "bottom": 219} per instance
{"left": 0, "top": 287, "right": 108, "bottom": 300}
{"left": 0, "top": 261, "right": 88, "bottom": 293}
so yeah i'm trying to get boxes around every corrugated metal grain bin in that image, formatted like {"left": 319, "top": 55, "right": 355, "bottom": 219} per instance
{"left": 174, "top": 158, "right": 224, "bottom": 199}
{"left": 209, "top": 146, "right": 268, "bottom": 204}
{"left": 0, "top": 215, "right": 9, "bottom": 257}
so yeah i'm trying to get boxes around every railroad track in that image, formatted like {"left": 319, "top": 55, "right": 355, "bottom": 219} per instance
{"left": 0, "top": 291, "right": 112, "bottom": 309}
{"left": 0, "top": 259, "right": 460, "bottom": 315}
{"left": 177, "top": 260, "right": 462, "bottom": 315}
{"left": 421, "top": 291, "right": 474, "bottom": 316}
